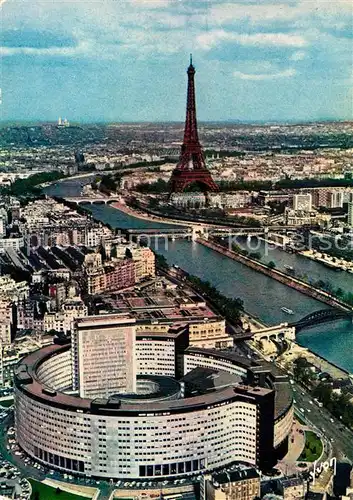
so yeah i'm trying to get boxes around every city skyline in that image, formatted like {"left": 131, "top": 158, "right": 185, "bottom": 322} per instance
{"left": 1, "top": 0, "right": 352, "bottom": 123}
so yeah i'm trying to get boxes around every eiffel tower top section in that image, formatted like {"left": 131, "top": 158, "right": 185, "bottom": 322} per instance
{"left": 183, "top": 54, "right": 200, "bottom": 147}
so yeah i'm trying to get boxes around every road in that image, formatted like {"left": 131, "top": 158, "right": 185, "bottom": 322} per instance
{"left": 292, "top": 381, "right": 353, "bottom": 462}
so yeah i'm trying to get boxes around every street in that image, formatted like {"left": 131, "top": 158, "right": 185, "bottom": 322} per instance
{"left": 292, "top": 381, "right": 353, "bottom": 462}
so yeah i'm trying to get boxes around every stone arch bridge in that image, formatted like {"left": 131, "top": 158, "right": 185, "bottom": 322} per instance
{"left": 63, "top": 196, "right": 120, "bottom": 205}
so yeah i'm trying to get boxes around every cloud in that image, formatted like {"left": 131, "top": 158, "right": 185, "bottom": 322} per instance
{"left": 197, "top": 30, "right": 308, "bottom": 50}
{"left": 208, "top": 0, "right": 353, "bottom": 28}
{"left": 128, "top": 0, "right": 171, "bottom": 7}
{"left": 208, "top": 3, "right": 300, "bottom": 25}
{"left": 1, "top": 30, "right": 77, "bottom": 49}
{"left": 1, "top": 0, "right": 352, "bottom": 122}
{"left": 234, "top": 68, "right": 296, "bottom": 80}
{"left": 290, "top": 50, "right": 306, "bottom": 61}
{"left": 0, "top": 40, "right": 92, "bottom": 58}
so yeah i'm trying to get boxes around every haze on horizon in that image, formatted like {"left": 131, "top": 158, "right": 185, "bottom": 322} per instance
{"left": 1, "top": 0, "right": 352, "bottom": 124}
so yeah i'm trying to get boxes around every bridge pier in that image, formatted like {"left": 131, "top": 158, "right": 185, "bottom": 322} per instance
{"left": 192, "top": 226, "right": 209, "bottom": 241}
{"left": 252, "top": 323, "right": 296, "bottom": 343}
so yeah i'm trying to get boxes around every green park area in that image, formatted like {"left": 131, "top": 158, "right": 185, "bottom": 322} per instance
{"left": 30, "top": 479, "right": 90, "bottom": 500}
{"left": 298, "top": 431, "right": 323, "bottom": 462}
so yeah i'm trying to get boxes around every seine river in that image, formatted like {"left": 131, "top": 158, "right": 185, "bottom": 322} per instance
{"left": 46, "top": 179, "right": 353, "bottom": 373}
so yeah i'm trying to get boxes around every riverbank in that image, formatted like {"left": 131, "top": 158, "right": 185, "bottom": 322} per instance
{"left": 300, "top": 249, "right": 353, "bottom": 273}
{"left": 281, "top": 341, "right": 351, "bottom": 379}
{"left": 110, "top": 201, "right": 190, "bottom": 227}
{"left": 197, "top": 237, "right": 353, "bottom": 313}
{"left": 242, "top": 311, "right": 351, "bottom": 379}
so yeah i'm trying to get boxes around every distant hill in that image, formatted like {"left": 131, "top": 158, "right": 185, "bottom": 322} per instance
{"left": 0, "top": 124, "right": 106, "bottom": 147}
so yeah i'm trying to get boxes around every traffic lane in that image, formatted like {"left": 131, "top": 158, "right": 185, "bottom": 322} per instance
{"left": 294, "top": 387, "right": 353, "bottom": 441}
{"left": 292, "top": 385, "right": 353, "bottom": 461}
{"left": 293, "top": 388, "right": 349, "bottom": 437}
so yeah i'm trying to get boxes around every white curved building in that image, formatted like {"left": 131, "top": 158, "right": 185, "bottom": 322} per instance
{"left": 14, "top": 337, "right": 293, "bottom": 480}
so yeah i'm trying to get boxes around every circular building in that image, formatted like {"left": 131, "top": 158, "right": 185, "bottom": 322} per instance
{"left": 14, "top": 340, "right": 292, "bottom": 480}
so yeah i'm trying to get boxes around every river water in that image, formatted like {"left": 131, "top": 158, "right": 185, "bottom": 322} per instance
{"left": 45, "top": 179, "right": 353, "bottom": 373}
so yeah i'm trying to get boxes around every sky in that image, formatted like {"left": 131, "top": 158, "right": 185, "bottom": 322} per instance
{"left": 1, "top": 0, "right": 352, "bottom": 123}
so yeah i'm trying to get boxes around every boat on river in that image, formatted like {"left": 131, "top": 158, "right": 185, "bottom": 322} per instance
{"left": 281, "top": 307, "right": 294, "bottom": 315}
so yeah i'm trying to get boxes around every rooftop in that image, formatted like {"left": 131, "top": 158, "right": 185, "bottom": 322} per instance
{"left": 95, "top": 285, "right": 220, "bottom": 324}
{"left": 14, "top": 343, "right": 274, "bottom": 417}
{"left": 212, "top": 467, "right": 260, "bottom": 485}
{"left": 181, "top": 367, "right": 243, "bottom": 396}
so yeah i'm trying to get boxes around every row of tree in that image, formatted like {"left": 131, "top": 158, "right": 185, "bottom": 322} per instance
{"left": 292, "top": 357, "right": 353, "bottom": 429}
{"left": 186, "top": 274, "right": 244, "bottom": 324}
{"left": 0, "top": 171, "right": 66, "bottom": 197}
{"left": 311, "top": 235, "right": 353, "bottom": 263}
{"left": 134, "top": 176, "right": 353, "bottom": 195}
{"left": 220, "top": 238, "right": 353, "bottom": 308}
{"left": 135, "top": 178, "right": 168, "bottom": 194}
{"left": 313, "top": 383, "right": 353, "bottom": 428}
{"left": 286, "top": 266, "right": 353, "bottom": 307}
{"left": 155, "top": 253, "right": 244, "bottom": 324}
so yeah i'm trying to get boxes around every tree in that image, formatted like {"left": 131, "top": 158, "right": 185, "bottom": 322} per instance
{"left": 148, "top": 198, "right": 160, "bottom": 209}
{"left": 99, "top": 175, "right": 117, "bottom": 193}
{"left": 125, "top": 248, "right": 133, "bottom": 259}
{"left": 135, "top": 178, "right": 169, "bottom": 194}
{"left": 155, "top": 253, "right": 168, "bottom": 269}
{"left": 313, "top": 383, "right": 333, "bottom": 406}
{"left": 110, "top": 245, "right": 118, "bottom": 259}
{"left": 293, "top": 357, "right": 315, "bottom": 387}
{"left": 268, "top": 261, "right": 276, "bottom": 269}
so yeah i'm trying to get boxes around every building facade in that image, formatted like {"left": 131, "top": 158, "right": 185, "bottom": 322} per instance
{"left": 293, "top": 193, "right": 312, "bottom": 212}
{"left": 0, "top": 300, "right": 15, "bottom": 345}
{"left": 72, "top": 315, "right": 136, "bottom": 398}
{"left": 15, "top": 338, "right": 293, "bottom": 480}
{"left": 348, "top": 202, "right": 353, "bottom": 227}
{"left": 202, "top": 469, "right": 261, "bottom": 500}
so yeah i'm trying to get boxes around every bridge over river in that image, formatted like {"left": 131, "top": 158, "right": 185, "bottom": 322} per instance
{"left": 63, "top": 195, "right": 120, "bottom": 205}
{"left": 126, "top": 227, "right": 267, "bottom": 240}
{"left": 290, "top": 309, "right": 353, "bottom": 333}
{"left": 250, "top": 309, "right": 353, "bottom": 344}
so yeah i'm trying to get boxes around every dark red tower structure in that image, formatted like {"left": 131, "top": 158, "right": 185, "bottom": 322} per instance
{"left": 169, "top": 56, "right": 218, "bottom": 193}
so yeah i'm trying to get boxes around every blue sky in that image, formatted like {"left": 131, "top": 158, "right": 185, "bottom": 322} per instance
{"left": 1, "top": 0, "right": 352, "bottom": 123}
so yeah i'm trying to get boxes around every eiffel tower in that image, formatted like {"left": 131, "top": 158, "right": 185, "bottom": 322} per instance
{"left": 169, "top": 56, "right": 219, "bottom": 193}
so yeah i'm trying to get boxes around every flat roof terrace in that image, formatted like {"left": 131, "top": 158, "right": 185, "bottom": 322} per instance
{"left": 98, "top": 287, "right": 219, "bottom": 323}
